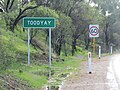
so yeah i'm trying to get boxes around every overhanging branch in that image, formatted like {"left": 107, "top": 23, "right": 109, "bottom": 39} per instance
{"left": 6, "top": 0, "right": 10, "bottom": 12}
{"left": 9, "top": 0, "right": 14, "bottom": 10}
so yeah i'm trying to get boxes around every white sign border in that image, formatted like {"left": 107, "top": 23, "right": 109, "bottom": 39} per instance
{"left": 89, "top": 25, "right": 99, "bottom": 38}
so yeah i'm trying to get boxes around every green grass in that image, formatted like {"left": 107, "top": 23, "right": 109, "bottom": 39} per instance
{"left": 3, "top": 55, "right": 82, "bottom": 89}
{"left": 5, "top": 63, "right": 48, "bottom": 89}
{"left": 49, "top": 56, "right": 82, "bottom": 86}
{"left": 52, "top": 59, "right": 80, "bottom": 69}
{"left": 15, "top": 72, "right": 47, "bottom": 88}
{"left": 0, "top": 29, "right": 36, "bottom": 53}
{"left": 0, "top": 28, "right": 87, "bottom": 89}
{"left": 0, "top": 29, "right": 45, "bottom": 89}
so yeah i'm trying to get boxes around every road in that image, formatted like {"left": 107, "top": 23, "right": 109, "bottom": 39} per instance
{"left": 60, "top": 54, "right": 120, "bottom": 90}
{"left": 108, "top": 54, "right": 120, "bottom": 89}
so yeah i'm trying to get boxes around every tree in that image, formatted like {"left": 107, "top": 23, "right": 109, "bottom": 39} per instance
{"left": 52, "top": 13, "right": 73, "bottom": 56}
{"left": 91, "top": 0, "right": 120, "bottom": 52}
{"left": 69, "top": 2, "right": 104, "bottom": 54}
{"left": 0, "top": 0, "right": 38, "bottom": 32}
{"left": 49, "top": 0, "right": 104, "bottom": 55}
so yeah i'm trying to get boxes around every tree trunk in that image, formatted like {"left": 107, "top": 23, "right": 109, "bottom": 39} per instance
{"left": 72, "top": 37, "right": 77, "bottom": 56}
{"left": 63, "top": 40, "right": 67, "bottom": 56}
{"left": 104, "top": 23, "right": 109, "bottom": 53}
{"left": 54, "top": 30, "right": 63, "bottom": 56}
{"left": 85, "top": 35, "right": 90, "bottom": 50}
{"left": 10, "top": 21, "right": 15, "bottom": 32}
{"left": 55, "top": 42, "right": 62, "bottom": 56}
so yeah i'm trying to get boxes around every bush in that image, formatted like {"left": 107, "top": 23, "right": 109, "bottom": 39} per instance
{"left": 0, "top": 35, "right": 16, "bottom": 70}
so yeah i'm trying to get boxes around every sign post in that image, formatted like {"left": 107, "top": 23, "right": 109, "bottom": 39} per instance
{"left": 99, "top": 46, "right": 101, "bottom": 59}
{"left": 49, "top": 28, "right": 52, "bottom": 79}
{"left": 111, "top": 46, "right": 113, "bottom": 54}
{"left": 28, "top": 28, "right": 30, "bottom": 66}
{"left": 89, "top": 25, "right": 99, "bottom": 54}
{"left": 88, "top": 52, "right": 92, "bottom": 74}
{"left": 93, "top": 38, "right": 96, "bottom": 54}
{"left": 23, "top": 17, "right": 56, "bottom": 81}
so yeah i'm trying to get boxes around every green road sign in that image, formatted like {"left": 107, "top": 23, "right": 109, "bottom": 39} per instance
{"left": 23, "top": 17, "right": 56, "bottom": 28}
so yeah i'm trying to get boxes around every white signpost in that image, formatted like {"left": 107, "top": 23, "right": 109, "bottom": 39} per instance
{"left": 89, "top": 25, "right": 99, "bottom": 38}
{"left": 99, "top": 46, "right": 101, "bottom": 59}
{"left": 88, "top": 52, "right": 92, "bottom": 74}
{"left": 111, "top": 46, "right": 113, "bottom": 54}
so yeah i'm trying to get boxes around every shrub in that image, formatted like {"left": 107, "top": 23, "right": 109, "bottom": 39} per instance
{"left": 0, "top": 36, "right": 16, "bottom": 70}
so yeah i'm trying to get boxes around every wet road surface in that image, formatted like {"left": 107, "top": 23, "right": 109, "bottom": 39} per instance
{"left": 108, "top": 54, "right": 120, "bottom": 89}
{"left": 60, "top": 54, "right": 120, "bottom": 90}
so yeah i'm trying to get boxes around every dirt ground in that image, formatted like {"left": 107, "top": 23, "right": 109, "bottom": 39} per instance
{"left": 60, "top": 55, "right": 119, "bottom": 90}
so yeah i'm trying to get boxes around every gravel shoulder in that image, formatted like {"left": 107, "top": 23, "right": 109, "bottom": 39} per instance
{"left": 60, "top": 55, "right": 116, "bottom": 90}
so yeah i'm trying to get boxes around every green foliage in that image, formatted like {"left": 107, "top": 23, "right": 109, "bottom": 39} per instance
{"left": 75, "top": 46, "right": 87, "bottom": 55}
{"left": 0, "top": 29, "right": 36, "bottom": 70}
{"left": 0, "top": 16, "right": 6, "bottom": 29}
{"left": 26, "top": 6, "right": 59, "bottom": 18}
{"left": 0, "top": 37, "right": 16, "bottom": 70}
{"left": 0, "top": 0, "right": 20, "bottom": 12}
{"left": 0, "top": 29, "right": 17, "bottom": 70}
{"left": 25, "top": 5, "right": 59, "bottom": 28}
{"left": 52, "top": 12, "right": 74, "bottom": 56}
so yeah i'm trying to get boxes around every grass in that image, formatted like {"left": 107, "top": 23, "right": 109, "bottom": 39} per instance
{"left": 5, "top": 63, "right": 48, "bottom": 89}
{"left": 1, "top": 54, "right": 83, "bottom": 89}
{"left": 52, "top": 59, "right": 81, "bottom": 69}
{"left": 0, "top": 28, "right": 88, "bottom": 89}
{"left": 49, "top": 56, "right": 83, "bottom": 86}
{"left": 0, "top": 29, "right": 45, "bottom": 89}
{"left": 0, "top": 29, "right": 36, "bottom": 53}
{"left": 15, "top": 72, "right": 47, "bottom": 88}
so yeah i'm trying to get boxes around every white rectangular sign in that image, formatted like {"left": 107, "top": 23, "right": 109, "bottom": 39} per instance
{"left": 89, "top": 25, "right": 99, "bottom": 37}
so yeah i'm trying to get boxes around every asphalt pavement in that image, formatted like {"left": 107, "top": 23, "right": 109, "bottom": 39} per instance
{"left": 108, "top": 54, "right": 120, "bottom": 89}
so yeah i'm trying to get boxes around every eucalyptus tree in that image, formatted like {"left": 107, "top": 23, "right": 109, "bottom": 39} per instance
{"left": 0, "top": 0, "right": 38, "bottom": 32}
{"left": 61, "top": 2, "right": 104, "bottom": 55}
{"left": 0, "top": 0, "right": 20, "bottom": 30}
{"left": 52, "top": 13, "right": 73, "bottom": 56}
{"left": 45, "top": 0, "right": 105, "bottom": 55}
{"left": 47, "top": 0, "right": 86, "bottom": 55}
{"left": 90, "top": 0, "right": 120, "bottom": 52}
{"left": 34, "top": 0, "right": 82, "bottom": 55}
{"left": 49, "top": 0, "right": 84, "bottom": 16}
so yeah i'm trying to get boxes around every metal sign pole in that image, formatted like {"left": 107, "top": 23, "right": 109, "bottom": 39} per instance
{"left": 49, "top": 28, "right": 52, "bottom": 79}
{"left": 48, "top": 28, "right": 52, "bottom": 90}
{"left": 93, "top": 38, "right": 96, "bottom": 54}
{"left": 28, "top": 28, "right": 30, "bottom": 66}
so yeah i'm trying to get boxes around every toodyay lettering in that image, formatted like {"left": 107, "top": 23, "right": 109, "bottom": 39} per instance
{"left": 27, "top": 20, "right": 52, "bottom": 26}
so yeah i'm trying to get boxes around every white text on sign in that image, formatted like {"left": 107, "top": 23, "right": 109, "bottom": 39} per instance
{"left": 27, "top": 20, "right": 52, "bottom": 26}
